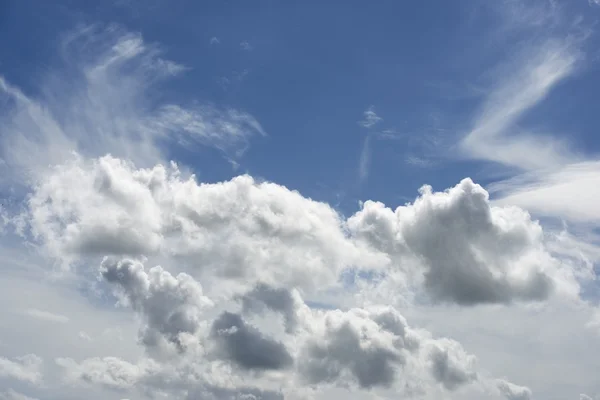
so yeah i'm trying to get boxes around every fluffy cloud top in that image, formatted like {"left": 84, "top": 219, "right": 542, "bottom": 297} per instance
{"left": 26, "top": 155, "right": 364, "bottom": 295}
{"left": 0, "top": 355, "right": 43, "bottom": 384}
{"left": 348, "top": 178, "right": 571, "bottom": 304}
{"left": 0, "top": 8, "right": 598, "bottom": 400}
{"left": 100, "top": 257, "right": 213, "bottom": 356}
{"left": 22, "top": 155, "right": 574, "bottom": 308}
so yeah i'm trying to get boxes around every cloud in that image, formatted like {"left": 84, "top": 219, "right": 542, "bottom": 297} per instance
{"left": 460, "top": 37, "right": 582, "bottom": 170}
{"left": 187, "top": 385, "right": 284, "bottom": 400}
{"left": 496, "top": 379, "right": 532, "bottom": 400}
{"left": 298, "top": 307, "right": 409, "bottom": 389}
{"left": 0, "top": 25, "right": 264, "bottom": 187}
{"left": 457, "top": 3, "right": 599, "bottom": 270}
{"left": 20, "top": 152, "right": 579, "bottom": 307}
{"left": 210, "top": 311, "right": 294, "bottom": 371}
{"left": 348, "top": 178, "right": 574, "bottom": 305}
{"left": 100, "top": 257, "right": 213, "bottom": 356}
{"left": 56, "top": 356, "right": 152, "bottom": 391}
{"left": 23, "top": 308, "right": 69, "bottom": 323}
{"left": 0, "top": 355, "right": 43, "bottom": 384}
{"left": 358, "top": 106, "right": 382, "bottom": 128}
{"left": 358, "top": 135, "right": 371, "bottom": 182}
{"left": 490, "top": 161, "right": 600, "bottom": 224}
{"left": 0, "top": 390, "right": 38, "bottom": 400}
{"left": 427, "top": 338, "right": 478, "bottom": 390}
{"left": 240, "top": 41, "right": 253, "bottom": 51}
{"left": 0, "top": 8, "right": 597, "bottom": 400}
{"left": 56, "top": 277, "right": 528, "bottom": 398}
{"left": 55, "top": 353, "right": 286, "bottom": 399}
{"left": 239, "top": 283, "right": 300, "bottom": 333}
{"left": 210, "top": 37, "right": 220, "bottom": 45}
{"left": 23, "top": 155, "right": 370, "bottom": 293}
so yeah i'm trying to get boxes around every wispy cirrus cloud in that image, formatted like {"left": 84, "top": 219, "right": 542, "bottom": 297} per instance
{"left": 489, "top": 161, "right": 600, "bottom": 224}
{"left": 357, "top": 106, "right": 383, "bottom": 183}
{"left": 23, "top": 308, "right": 69, "bottom": 324}
{"left": 240, "top": 40, "right": 253, "bottom": 51}
{"left": 459, "top": 1, "right": 600, "bottom": 290}
{"left": 0, "top": 25, "right": 265, "bottom": 187}
{"left": 460, "top": 37, "right": 583, "bottom": 170}
{"left": 358, "top": 135, "right": 371, "bottom": 182}
{"left": 358, "top": 105, "right": 382, "bottom": 128}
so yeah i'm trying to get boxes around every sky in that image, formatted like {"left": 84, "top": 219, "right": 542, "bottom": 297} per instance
{"left": 0, "top": 1, "right": 600, "bottom": 399}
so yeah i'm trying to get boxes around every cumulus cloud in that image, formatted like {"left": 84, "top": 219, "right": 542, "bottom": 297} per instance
{"left": 496, "top": 379, "right": 532, "bottom": 400}
{"left": 188, "top": 385, "right": 284, "bottom": 400}
{"left": 239, "top": 283, "right": 300, "bottom": 333}
{"left": 21, "top": 152, "right": 575, "bottom": 306}
{"left": 0, "top": 4, "right": 597, "bottom": 400}
{"left": 298, "top": 307, "right": 409, "bottom": 389}
{"left": 0, "top": 390, "right": 38, "bottom": 400}
{"left": 24, "top": 155, "right": 369, "bottom": 294}
{"left": 51, "top": 262, "right": 533, "bottom": 399}
{"left": 59, "top": 292, "right": 524, "bottom": 398}
{"left": 210, "top": 311, "right": 294, "bottom": 371}
{"left": 0, "top": 354, "right": 43, "bottom": 384}
{"left": 56, "top": 354, "right": 285, "bottom": 399}
{"left": 56, "top": 356, "right": 152, "bottom": 391}
{"left": 100, "top": 257, "right": 213, "bottom": 355}
{"left": 427, "top": 338, "right": 478, "bottom": 390}
{"left": 348, "top": 178, "right": 572, "bottom": 305}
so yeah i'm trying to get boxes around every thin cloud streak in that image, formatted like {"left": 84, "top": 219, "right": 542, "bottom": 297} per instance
{"left": 0, "top": 25, "right": 265, "bottom": 188}
{"left": 358, "top": 135, "right": 371, "bottom": 183}
{"left": 24, "top": 308, "right": 69, "bottom": 324}
{"left": 461, "top": 38, "right": 582, "bottom": 170}
{"left": 358, "top": 106, "right": 382, "bottom": 128}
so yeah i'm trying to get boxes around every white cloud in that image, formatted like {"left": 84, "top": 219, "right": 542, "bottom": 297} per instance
{"left": 240, "top": 41, "right": 253, "bottom": 51}
{"left": 358, "top": 135, "right": 371, "bottom": 182}
{"left": 457, "top": 2, "right": 599, "bottom": 288}
{"left": 460, "top": 38, "right": 582, "bottom": 170}
{"left": 0, "top": 390, "right": 38, "bottom": 400}
{"left": 23, "top": 308, "right": 69, "bottom": 324}
{"left": 20, "top": 153, "right": 578, "bottom": 307}
{"left": 0, "top": 10, "right": 598, "bottom": 400}
{"left": 496, "top": 379, "right": 532, "bottom": 400}
{"left": 348, "top": 178, "right": 577, "bottom": 305}
{"left": 0, "top": 25, "right": 264, "bottom": 189}
{"left": 56, "top": 356, "right": 151, "bottom": 391}
{"left": 490, "top": 161, "right": 600, "bottom": 224}
{"left": 1, "top": 159, "right": 593, "bottom": 399}
{"left": 0, "top": 355, "right": 43, "bottom": 384}
{"left": 358, "top": 106, "right": 382, "bottom": 128}
{"left": 55, "top": 274, "right": 529, "bottom": 399}
{"left": 210, "top": 36, "right": 220, "bottom": 45}
{"left": 22, "top": 155, "right": 374, "bottom": 295}
{"left": 100, "top": 257, "right": 213, "bottom": 357}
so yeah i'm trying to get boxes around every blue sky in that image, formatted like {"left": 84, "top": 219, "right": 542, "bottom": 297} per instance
{"left": 2, "top": 1, "right": 600, "bottom": 400}
{"left": 3, "top": 0, "right": 597, "bottom": 213}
